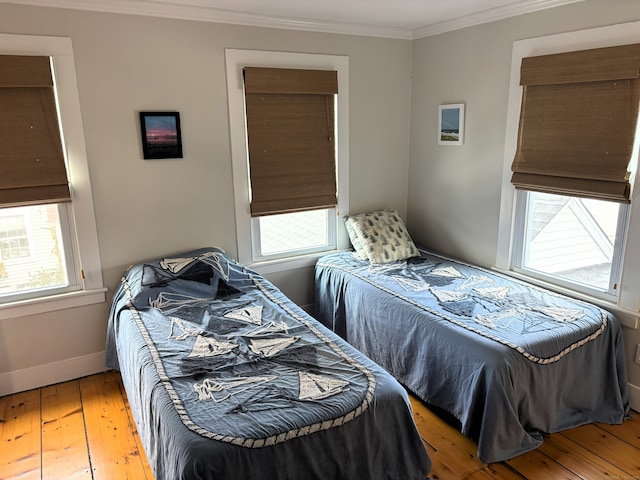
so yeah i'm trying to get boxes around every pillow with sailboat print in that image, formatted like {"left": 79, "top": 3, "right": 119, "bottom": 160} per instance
{"left": 344, "top": 209, "right": 419, "bottom": 264}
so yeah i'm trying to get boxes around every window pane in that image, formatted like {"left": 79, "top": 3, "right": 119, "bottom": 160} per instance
{"left": 522, "top": 192, "right": 619, "bottom": 291}
{"left": 0, "top": 205, "right": 69, "bottom": 296}
{"left": 258, "top": 210, "right": 331, "bottom": 256}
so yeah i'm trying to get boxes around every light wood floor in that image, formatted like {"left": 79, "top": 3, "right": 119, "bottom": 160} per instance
{"left": 1, "top": 370, "right": 639, "bottom": 479}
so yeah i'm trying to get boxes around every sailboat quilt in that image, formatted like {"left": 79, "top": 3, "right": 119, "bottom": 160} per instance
{"left": 106, "top": 247, "right": 431, "bottom": 480}
{"left": 315, "top": 248, "right": 630, "bottom": 464}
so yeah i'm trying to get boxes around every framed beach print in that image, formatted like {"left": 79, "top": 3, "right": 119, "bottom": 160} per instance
{"left": 140, "top": 111, "right": 183, "bottom": 159}
{"left": 438, "top": 103, "right": 465, "bottom": 145}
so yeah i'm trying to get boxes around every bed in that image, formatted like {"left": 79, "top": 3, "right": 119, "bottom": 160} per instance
{"left": 313, "top": 211, "right": 630, "bottom": 464}
{"left": 105, "top": 247, "right": 431, "bottom": 480}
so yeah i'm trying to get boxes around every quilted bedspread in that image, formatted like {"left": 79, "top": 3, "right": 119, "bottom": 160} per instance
{"left": 315, "top": 248, "right": 630, "bottom": 463}
{"left": 106, "top": 247, "right": 431, "bottom": 479}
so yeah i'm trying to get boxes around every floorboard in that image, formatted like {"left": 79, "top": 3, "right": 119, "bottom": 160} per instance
{"left": 0, "top": 389, "right": 41, "bottom": 480}
{"left": 0, "top": 371, "right": 638, "bottom": 480}
{"left": 78, "top": 372, "right": 150, "bottom": 480}
{"left": 41, "top": 381, "right": 92, "bottom": 479}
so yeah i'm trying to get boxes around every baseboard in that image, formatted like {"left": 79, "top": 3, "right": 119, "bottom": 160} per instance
{"left": 0, "top": 351, "right": 107, "bottom": 397}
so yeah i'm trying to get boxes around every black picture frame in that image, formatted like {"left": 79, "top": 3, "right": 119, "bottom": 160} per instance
{"left": 140, "top": 111, "right": 183, "bottom": 159}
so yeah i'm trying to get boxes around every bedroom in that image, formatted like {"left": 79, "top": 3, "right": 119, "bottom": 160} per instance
{"left": 0, "top": 0, "right": 640, "bottom": 477}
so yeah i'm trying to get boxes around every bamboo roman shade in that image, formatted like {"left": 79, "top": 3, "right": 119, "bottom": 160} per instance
{"left": 0, "top": 55, "right": 70, "bottom": 208}
{"left": 244, "top": 67, "right": 338, "bottom": 216}
{"left": 511, "top": 43, "right": 640, "bottom": 203}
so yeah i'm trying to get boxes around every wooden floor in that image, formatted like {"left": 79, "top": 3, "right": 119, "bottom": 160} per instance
{"left": 1, "top": 371, "right": 639, "bottom": 480}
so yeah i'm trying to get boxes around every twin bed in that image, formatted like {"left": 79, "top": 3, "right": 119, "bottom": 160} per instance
{"left": 315, "top": 247, "right": 630, "bottom": 463}
{"left": 106, "top": 247, "right": 431, "bottom": 480}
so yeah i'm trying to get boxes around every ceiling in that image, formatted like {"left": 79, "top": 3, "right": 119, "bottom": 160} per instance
{"left": 3, "top": 0, "right": 584, "bottom": 39}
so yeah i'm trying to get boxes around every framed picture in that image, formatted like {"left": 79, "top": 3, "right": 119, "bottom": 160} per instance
{"left": 140, "top": 111, "right": 183, "bottom": 159}
{"left": 438, "top": 103, "right": 465, "bottom": 145}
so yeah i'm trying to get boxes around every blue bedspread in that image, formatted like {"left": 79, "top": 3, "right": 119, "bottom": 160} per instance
{"left": 315, "top": 249, "right": 630, "bottom": 463}
{"left": 106, "top": 247, "right": 431, "bottom": 479}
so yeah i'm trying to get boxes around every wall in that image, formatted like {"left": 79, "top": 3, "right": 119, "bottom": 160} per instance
{"left": 0, "top": 3, "right": 413, "bottom": 393}
{"left": 3, "top": 0, "right": 639, "bottom": 407}
{"left": 407, "top": 0, "right": 640, "bottom": 408}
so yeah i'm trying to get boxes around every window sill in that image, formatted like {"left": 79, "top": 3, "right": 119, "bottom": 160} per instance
{"left": 492, "top": 267, "right": 638, "bottom": 329}
{"left": 248, "top": 249, "right": 350, "bottom": 276}
{"left": 0, "top": 287, "right": 107, "bottom": 321}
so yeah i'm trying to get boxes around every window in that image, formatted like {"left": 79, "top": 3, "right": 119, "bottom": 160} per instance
{"left": 512, "top": 191, "right": 627, "bottom": 298}
{"left": 242, "top": 66, "right": 338, "bottom": 263}
{"left": 226, "top": 50, "right": 349, "bottom": 271}
{"left": 252, "top": 209, "right": 336, "bottom": 262}
{"left": 506, "top": 43, "right": 640, "bottom": 299}
{"left": 497, "top": 22, "right": 640, "bottom": 325}
{"left": 0, "top": 53, "right": 80, "bottom": 302}
{"left": 0, "top": 33, "right": 104, "bottom": 318}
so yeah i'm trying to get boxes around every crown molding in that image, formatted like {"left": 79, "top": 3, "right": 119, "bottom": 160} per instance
{"left": 411, "top": 0, "right": 585, "bottom": 38}
{"left": 1, "top": 0, "right": 585, "bottom": 40}
{"left": 0, "top": 0, "right": 413, "bottom": 39}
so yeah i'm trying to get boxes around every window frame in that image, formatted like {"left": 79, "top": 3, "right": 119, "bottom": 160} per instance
{"left": 225, "top": 49, "right": 349, "bottom": 274}
{"left": 496, "top": 21, "right": 640, "bottom": 329}
{"left": 0, "top": 33, "right": 105, "bottom": 319}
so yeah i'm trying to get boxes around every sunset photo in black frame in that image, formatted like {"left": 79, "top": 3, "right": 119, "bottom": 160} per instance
{"left": 140, "top": 111, "right": 183, "bottom": 159}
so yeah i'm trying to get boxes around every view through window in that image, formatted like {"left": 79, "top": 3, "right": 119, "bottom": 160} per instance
{"left": 0, "top": 205, "right": 70, "bottom": 298}
{"left": 516, "top": 191, "right": 624, "bottom": 294}
{"left": 253, "top": 209, "right": 334, "bottom": 260}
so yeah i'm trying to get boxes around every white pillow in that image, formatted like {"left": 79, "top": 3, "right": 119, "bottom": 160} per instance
{"left": 344, "top": 210, "right": 419, "bottom": 264}
{"left": 344, "top": 217, "right": 368, "bottom": 260}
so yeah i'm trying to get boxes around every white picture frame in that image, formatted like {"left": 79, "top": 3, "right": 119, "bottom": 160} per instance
{"left": 438, "top": 103, "right": 465, "bottom": 145}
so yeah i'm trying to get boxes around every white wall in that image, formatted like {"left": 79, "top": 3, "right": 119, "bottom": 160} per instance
{"left": 0, "top": 3, "right": 413, "bottom": 393}
{"left": 407, "top": 0, "right": 640, "bottom": 408}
